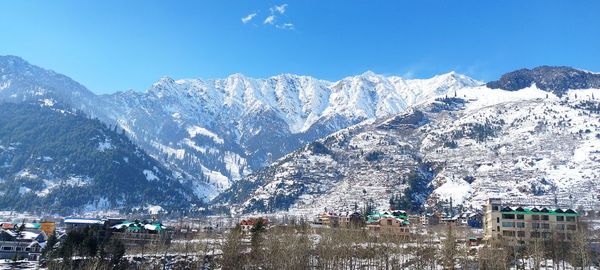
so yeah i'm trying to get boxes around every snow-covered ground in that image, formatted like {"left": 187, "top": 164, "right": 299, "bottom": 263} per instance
{"left": 220, "top": 85, "right": 600, "bottom": 216}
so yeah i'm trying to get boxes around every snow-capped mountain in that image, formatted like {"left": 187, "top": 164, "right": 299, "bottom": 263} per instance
{"left": 87, "top": 68, "right": 482, "bottom": 200}
{"left": 215, "top": 68, "right": 600, "bottom": 216}
{"left": 0, "top": 55, "right": 104, "bottom": 110}
{"left": 7, "top": 55, "right": 598, "bottom": 216}
{"left": 0, "top": 55, "right": 482, "bottom": 201}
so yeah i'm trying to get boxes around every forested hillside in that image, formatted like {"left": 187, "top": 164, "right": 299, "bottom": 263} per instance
{"left": 0, "top": 103, "right": 199, "bottom": 214}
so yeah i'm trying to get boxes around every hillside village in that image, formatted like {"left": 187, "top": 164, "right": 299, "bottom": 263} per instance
{"left": 0, "top": 195, "right": 598, "bottom": 269}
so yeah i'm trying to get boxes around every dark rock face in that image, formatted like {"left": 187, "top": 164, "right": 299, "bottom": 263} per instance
{"left": 487, "top": 66, "right": 600, "bottom": 96}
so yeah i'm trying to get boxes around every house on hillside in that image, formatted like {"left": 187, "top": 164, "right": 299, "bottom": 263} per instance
{"left": 315, "top": 212, "right": 338, "bottom": 227}
{"left": 339, "top": 212, "right": 363, "bottom": 229}
{"left": 420, "top": 213, "right": 440, "bottom": 226}
{"left": 64, "top": 217, "right": 106, "bottom": 232}
{"left": 110, "top": 220, "right": 171, "bottom": 247}
{"left": 366, "top": 211, "right": 410, "bottom": 237}
{"left": 0, "top": 229, "right": 46, "bottom": 261}
{"left": 466, "top": 213, "right": 483, "bottom": 228}
{"left": 240, "top": 217, "right": 270, "bottom": 233}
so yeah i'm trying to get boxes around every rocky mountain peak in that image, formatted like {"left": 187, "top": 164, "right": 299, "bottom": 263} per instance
{"left": 487, "top": 66, "right": 600, "bottom": 96}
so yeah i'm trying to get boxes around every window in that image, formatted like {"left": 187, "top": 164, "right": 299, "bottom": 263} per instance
{"left": 531, "top": 232, "right": 541, "bottom": 238}
{"left": 502, "top": 214, "right": 515, "bottom": 219}
{"left": 542, "top": 232, "right": 552, "bottom": 238}
{"left": 556, "top": 224, "right": 565, "bottom": 230}
{"left": 567, "top": 225, "right": 577, "bottom": 231}
{"left": 492, "top": 205, "right": 499, "bottom": 211}
{"left": 566, "top": 216, "right": 576, "bottom": 222}
{"left": 387, "top": 220, "right": 392, "bottom": 226}
{"left": 532, "top": 215, "right": 540, "bottom": 220}
{"left": 556, "top": 216, "right": 564, "bottom": 222}
{"left": 2, "top": 247, "right": 12, "bottom": 251}
{"left": 496, "top": 217, "right": 500, "bottom": 223}
{"left": 516, "top": 222, "right": 525, "bottom": 228}
{"left": 542, "top": 215, "right": 549, "bottom": 221}
{"left": 502, "top": 222, "right": 514, "bottom": 228}
{"left": 503, "top": 231, "right": 515, "bottom": 237}
{"left": 15, "top": 247, "right": 22, "bottom": 251}
{"left": 517, "top": 231, "right": 526, "bottom": 237}
{"left": 532, "top": 223, "right": 540, "bottom": 229}
{"left": 517, "top": 214, "right": 524, "bottom": 220}
{"left": 542, "top": 223, "right": 550, "bottom": 229}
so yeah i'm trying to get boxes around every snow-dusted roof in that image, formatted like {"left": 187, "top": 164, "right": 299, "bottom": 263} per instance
{"left": 64, "top": 218, "right": 104, "bottom": 225}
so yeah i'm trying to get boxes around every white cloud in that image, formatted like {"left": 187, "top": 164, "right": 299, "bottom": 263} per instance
{"left": 264, "top": 15, "right": 275, "bottom": 25}
{"left": 241, "top": 13, "right": 257, "bottom": 24}
{"left": 271, "top": 4, "right": 288, "bottom": 14}
{"left": 243, "top": 3, "right": 293, "bottom": 29}
{"left": 276, "top": 23, "right": 294, "bottom": 30}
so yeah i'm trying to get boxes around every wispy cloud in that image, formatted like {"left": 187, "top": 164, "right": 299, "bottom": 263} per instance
{"left": 241, "top": 13, "right": 257, "bottom": 24}
{"left": 276, "top": 23, "right": 294, "bottom": 30}
{"left": 263, "top": 15, "right": 275, "bottom": 25}
{"left": 271, "top": 4, "right": 288, "bottom": 14}
{"left": 242, "top": 3, "right": 294, "bottom": 30}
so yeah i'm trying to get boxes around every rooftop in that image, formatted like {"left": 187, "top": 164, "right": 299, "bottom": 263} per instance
{"left": 500, "top": 206, "right": 579, "bottom": 216}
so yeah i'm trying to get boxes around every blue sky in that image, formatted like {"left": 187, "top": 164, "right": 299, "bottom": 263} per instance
{"left": 1, "top": 1, "right": 599, "bottom": 94}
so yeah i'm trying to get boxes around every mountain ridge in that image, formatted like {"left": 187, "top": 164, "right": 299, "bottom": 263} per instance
{"left": 2, "top": 55, "right": 599, "bottom": 212}
{"left": 214, "top": 85, "right": 600, "bottom": 215}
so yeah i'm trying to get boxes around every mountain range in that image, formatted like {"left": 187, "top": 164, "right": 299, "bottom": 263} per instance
{"left": 1, "top": 55, "right": 599, "bottom": 215}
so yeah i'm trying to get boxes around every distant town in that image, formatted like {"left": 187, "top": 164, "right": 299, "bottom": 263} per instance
{"left": 0, "top": 198, "right": 598, "bottom": 269}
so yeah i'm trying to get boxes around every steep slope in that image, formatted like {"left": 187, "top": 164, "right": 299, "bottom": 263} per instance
{"left": 213, "top": 109, "right": 435, "bottom": 216}
{"left": 0, "top": 56, "right": 482, "bottom": 200}
{"left": 95, "top": 71, "right": 481, "bottom": 199}
{"left": 0, "top": 55, "right": 100, "bottom": 111}
{"left": 423, "top": 86, "right": 600, "bottom": 209}
{"left": 215, "top": 70, "right": 600, "bottom": 215}
{"left": 0, "top": 103, "right": 199, "bottom": 214}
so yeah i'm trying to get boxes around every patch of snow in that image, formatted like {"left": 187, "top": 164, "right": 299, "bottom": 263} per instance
{"left": 187, "top": 126, "right": 224, "bottom": 144}
{"left": 433, "top": 178, "right": 472, "bottom": 205}
{"left": 147, "top": 205, "right": 164, "bottom": 215}
{"left": 143, "top": 170, "right": 159, "bottom": 181}
{"left": 201, "top": 166, "right": 230, "bottom": 190}
{"left": 18, "top": 186, "right": 31, "bottom": 195}
{"left": 97, "top": 139, "right": 114, "bottom": 152}
{"left": 41, "top": 98, "right": 55, "bottom": 107}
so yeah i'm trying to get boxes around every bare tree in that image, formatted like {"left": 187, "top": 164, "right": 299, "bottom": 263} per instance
{"left": 220, "top": 225, "right": 244, "bottom": 270}
{"left": 440, "top": 223, "right": 457, "bottom": 269}
{"left": 570, "top": 222, "right": 591, "bottom": 269}
{"left": 478, "top": 237, "right": 509, "bottom": 270}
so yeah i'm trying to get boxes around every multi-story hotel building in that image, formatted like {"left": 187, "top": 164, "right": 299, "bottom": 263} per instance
{"left": 484, "top": 198, "right": 579, "bottom": 241}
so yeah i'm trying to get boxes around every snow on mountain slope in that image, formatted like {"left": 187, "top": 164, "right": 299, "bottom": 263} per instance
{"left": 0, "top": 55, "right": 483, "bottom": 201}
{"left": 0, "top": 56, "right": 120, "bottom": 117}
{"left": 215, "top": 84, "right": 600, "bottom": 216}
{"left": 91, "top": 70, "right": 481, "bottom": 200}
{"left": 424, "top": 86, "right": 600, "bottom": 209}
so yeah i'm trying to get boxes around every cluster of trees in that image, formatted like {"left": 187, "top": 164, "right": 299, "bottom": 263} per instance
{"left": 389, "top": 170, "right": 433, "bottom": 212}
{"left": 44, "top": 228, "right": 126, "bottom": 270}
{"left": 452, "top": 121, "right": 503, "bottom": 143}
{"left": 0, "top": 103, "right": 198, "bottom": 214}
{"left": 218, "top": 220, "right": 599, "bottom": 270}
{"left": 44, "top": 218, "right": 599, "bottom": 269}
{"left": 431, "top": 97, "right": 467, "bottom": 112}
{"left": 309, "top": 141, "right": 333, "bottom": 156}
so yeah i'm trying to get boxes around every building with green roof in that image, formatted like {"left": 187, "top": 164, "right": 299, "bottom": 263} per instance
{"left": 483, "top": 198, "right": 580, "bottom": 241}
